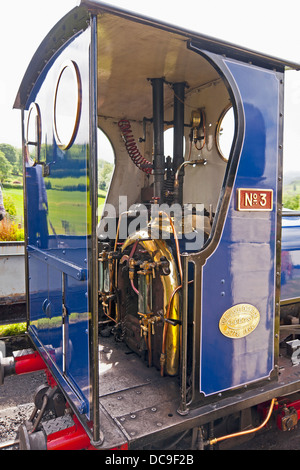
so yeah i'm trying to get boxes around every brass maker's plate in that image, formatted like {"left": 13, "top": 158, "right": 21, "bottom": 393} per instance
{"left": 219, "top": 304, "right": 260, "bottom": 339}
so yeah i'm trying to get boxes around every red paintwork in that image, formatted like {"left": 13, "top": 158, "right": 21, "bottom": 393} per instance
{"left": 14, "top": 351, "right": 46, "bottom": 375}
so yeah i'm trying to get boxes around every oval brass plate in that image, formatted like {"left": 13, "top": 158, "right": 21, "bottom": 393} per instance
{"left": 219, "top": 304, "right": 260, "bottom": 339}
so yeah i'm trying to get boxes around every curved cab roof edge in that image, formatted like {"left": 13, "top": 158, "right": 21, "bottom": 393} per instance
{"left": 14, "top": 0, "right": 300, "bottom": 110}
{"left": 13, "top": 4, "right": 89, "bottom": 110}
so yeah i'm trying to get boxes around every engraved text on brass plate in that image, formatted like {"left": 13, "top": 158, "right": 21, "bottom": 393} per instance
{"left": 219, "top": 304, "right": 260, "bottom": 339}
{"left": 237, "top": 188, "right": 273, "bottom": 211}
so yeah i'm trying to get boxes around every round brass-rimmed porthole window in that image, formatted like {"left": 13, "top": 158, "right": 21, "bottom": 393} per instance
{"left": 53, "top": 60, "right": 82, "bottom": 150}
{"left": 26, "top": 102, "right": 41, "bottom": 160}
{"left": 216, "top": 105, "right": 235, "bottom": 162}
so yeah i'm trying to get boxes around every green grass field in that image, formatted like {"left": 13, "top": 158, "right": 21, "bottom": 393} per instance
{"left": 3, "top": 186, "right": 106, "bottom": 238}
{"left": 3, "top": 187, "right": 24, "bottom": 222}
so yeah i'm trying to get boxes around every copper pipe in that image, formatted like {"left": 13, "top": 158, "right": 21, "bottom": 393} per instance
{"left": 102, "top": 300, "right": 117, "bottom": 324}
{"left": 158, "top": 211, "right": 182, "bottom": 283}
{"left": 155, "top": 210, "right": 183, "bottom": 377}
{"left": 209, "top": 398, "right": 276, "bottom": 446}
{"left": 114, "top": 211, "right": 130, "bottom": 252}
{"left": 103, "top": 211, "right": 131, "bottom": 324}
{"left": 130, "top": 279, "right": 139, "bottom": 295}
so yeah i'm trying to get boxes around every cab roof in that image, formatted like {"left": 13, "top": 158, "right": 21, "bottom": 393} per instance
{"left": 14, "top": 0, "right": 300, "bottom": 110}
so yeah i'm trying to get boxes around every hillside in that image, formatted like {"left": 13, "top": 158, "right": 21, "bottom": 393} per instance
{"left": 283, "top": 175, "right": 300, "bottom": 210}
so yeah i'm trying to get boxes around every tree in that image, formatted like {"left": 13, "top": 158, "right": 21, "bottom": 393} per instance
{"left": 15, "top": 148, "right": 23, "bottom": 175}
{"left": 0, "top": 144, "right": 18, "bottom": 165}
{"left": 0, "top": 151, "right": 12, "bottom": 182}
{"left": 98, "top": 162, "right": 113, "bottom": 191}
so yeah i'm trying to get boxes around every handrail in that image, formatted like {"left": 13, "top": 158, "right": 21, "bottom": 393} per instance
{"left": 177, "top": 255, "right": 189, "bottom": 416}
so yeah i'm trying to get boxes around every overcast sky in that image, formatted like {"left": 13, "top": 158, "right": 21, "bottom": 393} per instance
{"left": 1, "top": 0, "right": 300, "bottom": 172}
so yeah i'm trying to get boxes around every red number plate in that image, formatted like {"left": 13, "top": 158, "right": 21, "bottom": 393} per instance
{"left": 237, "top": 189, "right": 273, "bottom": 211}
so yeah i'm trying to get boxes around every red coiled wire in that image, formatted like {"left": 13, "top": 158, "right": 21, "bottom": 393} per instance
{"left": 118, "top": 119, "right": 153, "bottom": 175}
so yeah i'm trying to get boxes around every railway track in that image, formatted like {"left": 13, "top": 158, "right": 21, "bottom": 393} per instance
{"left": 1, "top": 305, "right": 300, "bottom": 451}
{"left": 1, "top": 352, "right": 300, "bottom": 450}
{"left": 0, "top": 403, "right": 35, "bottom": 450}
{"left": 0, "top": 348, "right": 47, "bottom": 452}
{"left": 0, "top": 439, "right": 19, "bottom": 450}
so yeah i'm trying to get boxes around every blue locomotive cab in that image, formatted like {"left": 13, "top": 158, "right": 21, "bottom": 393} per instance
{"left": 11, "top": 0, "right": 300, "bottom": 450}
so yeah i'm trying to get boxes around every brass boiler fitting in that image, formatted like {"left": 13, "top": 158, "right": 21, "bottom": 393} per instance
{"left": 128, "top": 257, "right": 136, "bottom": 281}
{"left": 136, "top": 260, "right": 157, "bottom": 369}
{"left": 137, "top": 260, "right": 154, "bottom": 316}
{"left": 190, "top": 109, "right": 202, "bottom": 144}
{"left": 98, "top": 250, "right": 108, "bottom": 295}
{"left": 99, "top": 249, "right": 120, "bottom": 323}
{"left": 122, "top": 236, "right": 180, "bottom": 376}
{"left": 98, "top": 250, "right": 116, "bottom": 295}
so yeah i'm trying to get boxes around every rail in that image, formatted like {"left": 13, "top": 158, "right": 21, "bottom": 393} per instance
{"left": 0, "top": 439, "right": 19, "bottom": 450}
{"left": 282, "top": 211, "right": 300, "bottom": 217}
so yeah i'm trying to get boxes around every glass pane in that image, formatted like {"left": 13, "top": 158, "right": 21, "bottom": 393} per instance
{"left": 26, "top": 102, "right": 41, "bottom": 160}
{"left": 98, "top": 128, "right": 115, "bottom": 221}
{"left": 164, "top": 127, "right": 186, "bottom": 161}
{"left": 54, "top": 61, "right": 81, "bottom": 149}
{"left": 216, "top": 106, "right": 235, "bottom": 162}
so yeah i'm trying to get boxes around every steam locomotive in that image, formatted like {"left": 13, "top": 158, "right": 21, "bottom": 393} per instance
{"left": 1, "top": 0, "right": 300, "bottom": 450}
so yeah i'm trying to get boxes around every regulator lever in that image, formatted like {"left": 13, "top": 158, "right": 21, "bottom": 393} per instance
{"left": 165, "top": 318, "right": 181, "bottom": 326}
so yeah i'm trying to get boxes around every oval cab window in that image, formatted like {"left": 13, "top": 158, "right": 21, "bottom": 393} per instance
{"left": 26, "top": 102, "right": 41, "bottom": 159}
{"left": 216, "top": 105, "right": 235, "bottom": 162}
{"left": 53, "top": 60, "right": 82, "bottom": 150}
